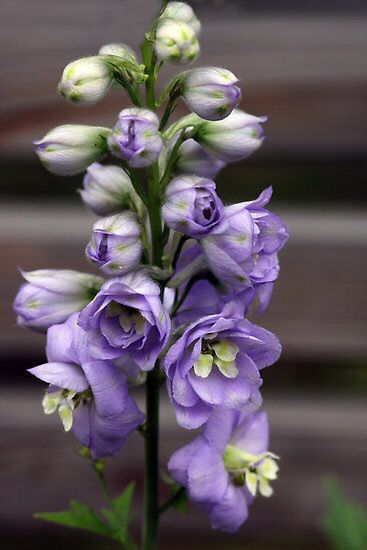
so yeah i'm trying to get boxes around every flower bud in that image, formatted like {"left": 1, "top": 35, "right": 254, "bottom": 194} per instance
{"left": 80, "top": 162, "right": 143, "bottom": 216}
{"left": 154, "top": 19, "right": 200, "bottom": 65}
{"left": 34, "top": 125, "right": 111, "bottom": 176}
{"left": 160, "top": 2, "right": 201, "bottom": 35}
{"left": 98, "top": 43, "right": 137, "bottom": 63}
{"left": 195, "top": 109, "right": 266, "bottom": 162}
{"left": 175, "top": 138, "right": 225, "bottom": 178}
{"left": 85, "top": 212, "right": 142, "bottom": 275}
{"left": 182, "top": 67, "right": 241, "bottom": 121}
{"left": 13, "top": 269, "right": 103, "bottom": 333}
{"left": 108, "top": 108, "right": 163, "bottom": 168}
{"left": 58, "top": 56, "right": 114, "bottom": 106}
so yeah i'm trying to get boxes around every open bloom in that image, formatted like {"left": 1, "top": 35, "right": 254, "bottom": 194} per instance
{"left": 168, "top": 409, "right": 278, "bottom": 532}
{"left": 108, "top": 108, "right": 162, "bottom": 168}
{"left": 29, "top": 314, "right": 144, "bottom": 459}
{"left": 78, "top": 270, "right": 171, "bottom": 370}
{"left": 154, "top": 19, "right": 200, "bottom": 65}
{"left": 160, "top": 2, "right": 201, "bottom": 35}
{"left": 85, "top": 212, "right": 142, "bottom": 275}
{"left": 182, "top": 68, "right": 241, "bottom": 121}
{"left": 162, "top": 175, "right": 224, "bottom": 238}
{"left": 58, "top": 56, "right": 114, "bottom": 106}
{"left": 13, "top": 269, "right": 103, "bottom": 333}
{"left": 195, "top": 110, "right": 266, "bottom": 162}
{"left": 34, "top": 125, "right": 111, "bottom": 176}
{"left": 164, "top": 302, "right": 281, "bottom": 429}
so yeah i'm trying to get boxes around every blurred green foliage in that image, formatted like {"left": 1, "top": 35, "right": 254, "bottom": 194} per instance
{"left": 323, "top": 479, "right": 367, "bottom": 550}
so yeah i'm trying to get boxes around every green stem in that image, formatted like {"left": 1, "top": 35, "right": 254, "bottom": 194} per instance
{"left": 159, "top": 130, "right": 187, "bottom": 191}
{"left": 142, "top": 365, "right": 160, "bottom": 550}
{"left": 158, "top": 487, "right": 186, "bottom": 515}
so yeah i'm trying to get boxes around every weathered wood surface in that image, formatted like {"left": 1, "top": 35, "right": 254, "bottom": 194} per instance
{"left": 2, "top": 203, "right": 366, "bottom": 362}
{"left": 1, "top": 2, "right": 367, "bottom": 157}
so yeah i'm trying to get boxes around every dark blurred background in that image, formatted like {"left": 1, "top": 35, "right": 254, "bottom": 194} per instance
{"left": 1, "top": 0, "right": 366, "bottom": 548}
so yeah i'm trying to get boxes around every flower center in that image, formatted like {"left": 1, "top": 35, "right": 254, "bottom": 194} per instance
{"left": 105, "top": 301, "right": 145, "bottom": 335}
{"left": 193, "top": 335, "right": 239, "bottom": 379}
{"left": 223, "top": 444, "right": 279, "bottom": 497}
{"left": 42, "top": 388, "right": 92, "bottom": 432}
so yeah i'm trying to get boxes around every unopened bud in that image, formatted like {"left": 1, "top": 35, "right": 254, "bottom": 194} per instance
{"left": 98, "top": 43, "right": 137, "bottom": 63}
{"left": 81, "top": 162, "right": 143, "bottom": 216}
{"left": 154, "top": 19, "right": 200, "bottom": 65}
{"left": 160, "top": 2, "right": 201, "bottom": 35}
{"left": 34, "top": 125, "right": 111, "bottom": 176}
{"left": 58, "top": 56, "right": 114, "bottom": 106}
{"left": 182, "top": 67, "right": 241, "bottom": 121}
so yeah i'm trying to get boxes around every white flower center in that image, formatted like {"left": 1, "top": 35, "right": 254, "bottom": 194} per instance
{"left": 193, "top": 336, "right": 239, "bottom": 379}
{"left": 42, "top": 388, "right": 92, "bottom": 432}
{"left": 223, "top": 444, "right": 279, "bottom": 497}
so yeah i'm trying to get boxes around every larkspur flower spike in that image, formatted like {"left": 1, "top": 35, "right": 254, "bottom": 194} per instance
{"left": 19, "top": 1, "right": 289, "bottom": 541}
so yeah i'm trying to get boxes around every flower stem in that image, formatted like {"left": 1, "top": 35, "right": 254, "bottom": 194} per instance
{"left": 142, "top": 364, "right": 161, "bottom": 550}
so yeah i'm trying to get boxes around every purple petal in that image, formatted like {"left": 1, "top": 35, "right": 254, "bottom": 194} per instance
{"left": 29, "top": 362, "right": 88, "bottom": 392}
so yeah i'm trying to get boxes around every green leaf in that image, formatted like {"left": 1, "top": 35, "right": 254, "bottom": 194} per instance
{"left": 101, "top": 483, "right": 136, "bottom": 547}
{"left": 322, "top": 478, "right": 367, "bottom": 550}
{"left": 113, "top": 482, "right": 135, "bottom": 525}
{"left": 34, "top": 500, "right": 111, "bottom": 538}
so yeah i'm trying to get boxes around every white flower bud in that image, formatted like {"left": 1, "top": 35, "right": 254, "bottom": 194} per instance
{"left": 155, "top": 19, "right": 200, "bottom": 65}
{"left": 99, "top": 43, "right": 137, "bottom": 63}
{"left": 195, "top": 109, "right": 267, "bottom": 162}
{"left": 58, "top": 56, "right": 114, "bottom": 106}
{"left": 182, "top": 67, "right": 241, "bottom": 121}
{"left": 34, "top": 125, "right": 111, "bottom": 176}
{"left": 81, "top": 162, "right": 143, "bottom": 216}
{"left": 160, "top": 2, "right": 201, "bottom": 35}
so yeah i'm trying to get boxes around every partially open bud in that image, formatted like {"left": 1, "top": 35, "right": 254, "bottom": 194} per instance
{"left": 195, "top": 109, "right": 266, "bottom": 162}
{"left": 85, "top": 212, "right": 142, "bottom": 275}
{"left": 154, "top": 19, "right": 200, "bottom": 65}
{"left": 13, "top": 269, "right": 103, "bottom": 333}
{"left": 98, "top": 43, "right": 137, "bottom": 63}
{"left": 81, "top": 163, "right": 143, "bottom": 216}
{"left": 58, "top": 56, "right": 114, "bottom": 106}
{"left": 182, "top": 67, "right": 241, "bottom": 121}
{"left": 160, "top": 2, "right": 201, "bottom": 35}
{"left": 108, "top": 108, "right": 162, "bottom": 168}
{"left": 34, "top": 125, "right": 111, "bottom": 176}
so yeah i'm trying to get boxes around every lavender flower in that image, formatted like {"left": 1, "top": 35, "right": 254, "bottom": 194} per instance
{"left": 29, "top": 313, "right": 144, "bottom": 459}
{"left": 182, "top": 68, "right": 241, "bottom": 121}
{"left": 162, "top": 175, "right": 224, "bottom": 238}
{"left": 13, "top": 269, "right": 103, "bottom": 333}
{"left": 85, "top": 212, "right": 142, "bottom": 275}
{"left": 34, "top": 125, "right": 111, "bottom": 176}
{"left": 164, "top": 301, "right": 281, "bottom": 429}
{"left": 168, "top": 409, "right": 278, "bottom": 532}
{"left": 154, "top": 19, "right": 200, "bottom": 65}
{"left": 195, "top": 109, "right": 266, "bottom": 162}
{"left": 108, "top": 108, "right": 163, "bottom": 168}
{"left": 78, "top": 270, "right": 171, "bottom": 370}
{"left": 80, "top": 162, "right": 143, "bottom": 216}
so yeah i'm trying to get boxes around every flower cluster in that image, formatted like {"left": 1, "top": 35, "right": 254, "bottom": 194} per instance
{"left": 15, "top": 1, "right": 288, "bottom": 537}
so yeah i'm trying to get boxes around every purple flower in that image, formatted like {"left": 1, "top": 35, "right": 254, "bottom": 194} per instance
{"left": 200, "top": 203, "right": 255, "bottom": 290}
{"left": 162, "top": 175, "right": 224, "bottom": 238}
{"left": 78, "top": 270, "right": 171, "bottom": 371}
{"left": 29, "top": 313, "right": 144, "bottom": 459}
{"left": 108, "top": 108, "right": 163, "bottom": 168}
{"left": 164, "top": 301, "right": 281, "bottom": 429}
{"left": 168, "top": 409, "right": 279, "bottom": 532}
{"left": 13, "top": 269, "right": 103, "bottom": 333}
{"left": 85, "top": 212, "right": 142, "bottom": 275}
{"left": 182, "top": 67, "right": 241, "bottom": 121}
